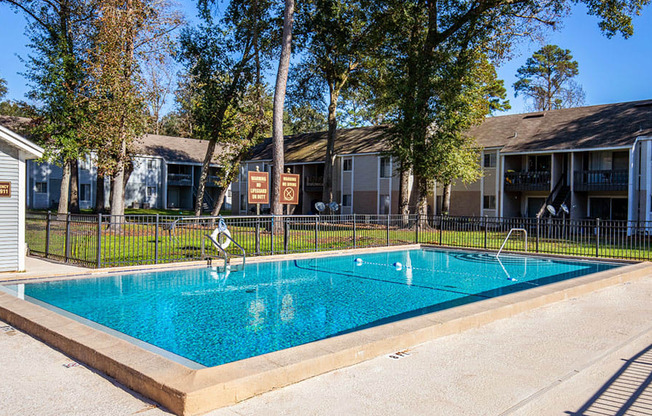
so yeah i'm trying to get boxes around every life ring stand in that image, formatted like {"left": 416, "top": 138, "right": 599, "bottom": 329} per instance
{"left": 210, "top": 227, "right": 231, "bottom": 250}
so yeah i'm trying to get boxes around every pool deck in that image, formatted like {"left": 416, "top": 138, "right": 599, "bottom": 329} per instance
{"left": 1, "top": 252, "right": 651, "bottom": 415}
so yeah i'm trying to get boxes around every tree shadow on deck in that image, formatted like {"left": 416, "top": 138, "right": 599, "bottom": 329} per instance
{"left": 566, "top": 343, "right": 652, "bottom": 415}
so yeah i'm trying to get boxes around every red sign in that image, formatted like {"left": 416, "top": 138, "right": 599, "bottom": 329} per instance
{"left": 247, "top": 171, "right": 269, "bottom": 204}
{"left": 0, "top": 182, "right": 10, "bottom": 197}
{"left": 280, "top": 173, "right": 300, "bottom": 205}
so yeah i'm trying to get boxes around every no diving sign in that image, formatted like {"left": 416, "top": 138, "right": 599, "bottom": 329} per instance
{"left": 280, "top": 173, "right": 300, "bottom": 205}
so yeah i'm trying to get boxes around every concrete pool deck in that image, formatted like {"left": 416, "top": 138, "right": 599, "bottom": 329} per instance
{"left": 1, "top": 272, "right": 651, "bottom": 415}
{"left": 1, "top": 249, "right": 651, "bottom": 415}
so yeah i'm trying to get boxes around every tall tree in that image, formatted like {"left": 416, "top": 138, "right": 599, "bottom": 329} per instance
{"left": 381, "top": 0, "right": 648, "bottom": 216}
{"left": 513, "top": 44, "right": 585, "bottom": 111}
{"left": 291, "top": 0, "right": 377, "bottom": 205}
{"left": 179, "top": 0, "right": 275, "bottom": 216}
{"left": 271, "top": 0, "right": 294, "bottom": 216}
{"left": 83, "top": 0, "right": 180, "bottom": 221}
{"left": 4, "top": 0, "right": 93, "bottom": 216}
{"left": 0, "top": 76, "right": 36, "bottom": 118}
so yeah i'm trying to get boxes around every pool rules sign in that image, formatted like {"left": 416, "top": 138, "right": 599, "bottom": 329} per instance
{"left": 247, "top": 171, "right": 269, "bottom": 204}
{"left": 280, "top": 173, "right": 300, "bottom": 205}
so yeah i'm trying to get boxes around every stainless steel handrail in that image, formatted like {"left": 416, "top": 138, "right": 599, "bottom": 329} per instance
{"left": 497, "top": 228, "right": 527, "bottom": 257}
{"left": 204, "top": 231, "right": 246, "bottom": 270}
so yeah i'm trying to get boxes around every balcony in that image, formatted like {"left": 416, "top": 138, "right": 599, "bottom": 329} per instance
{"left": 504, "top": 171, "right": 550, "bottom": 191}
{"left": 574, "top": 169, "right": 628, "bottom": 191}
{"left": 305, "top": 175, "right": 323, "bottom": 191}
{"left": 207, "top": 175, "right": 220, "bottom": 187}
{"left": 167, "top": 173, "right": 192, "bottom": 186}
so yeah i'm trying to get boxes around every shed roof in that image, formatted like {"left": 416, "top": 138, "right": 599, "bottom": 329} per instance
{"left": 0, "top": 124, "right": 43, "bottom": 159}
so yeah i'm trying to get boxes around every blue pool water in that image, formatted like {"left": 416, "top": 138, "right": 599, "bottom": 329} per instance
{"left": 10, "top": 249, "right": 618, "bottom": 367}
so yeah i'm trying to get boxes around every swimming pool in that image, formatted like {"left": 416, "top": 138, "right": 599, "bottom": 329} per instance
{"left": 6, "top": 248, "right": 619, "bottom": 368}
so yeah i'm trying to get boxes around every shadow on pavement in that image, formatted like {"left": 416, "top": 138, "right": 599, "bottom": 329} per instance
{"left": 566, "top": 343, "right": 652, "bottom": 415}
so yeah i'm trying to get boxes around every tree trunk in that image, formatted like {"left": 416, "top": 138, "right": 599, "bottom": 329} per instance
{"left": 271, "top": 0, "right": 294, "bottom": 220}
{"left": 399, "top": 166, "right": 410, "bottom": 225}
{"left": 69, "top": 158, "right": 80, "bottom": 213}
{"left": 322, "top": 88, "right": 338, "bottom": 206}
{"left": 194, "top": 140, "right": 217, "bottom": 216}
{"left": 415, "top": 175, "right": 428, "bottom": 217}
{"left": 211, "top": 186, "right": 229, "bottom": 217}
{"left": 58, "top": 159, "right": 71, "bottom": 218}
{"left": 441, "top": 183, "right": 452, "bottom": 215}
{"left": 95, "top": 173, "right": 105, "bottom": 213}
{"left": 109, "top": 139, "right": 127, "bottom": 229}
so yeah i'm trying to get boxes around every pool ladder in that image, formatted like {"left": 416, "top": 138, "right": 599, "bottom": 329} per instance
{"left": 497, "top": 228, "right": 527, "bottom": 257}
{"left": 205, "top": 232, "right": 246, "bottom": 271}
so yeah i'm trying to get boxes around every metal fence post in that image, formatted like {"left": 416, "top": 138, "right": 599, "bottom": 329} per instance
{"left": 314, "top": 215, "right": 319, "bottom": 252}
{"left": 595, "top": 218, "right": 600, "bottom": 257}
{"left": 439, "top": 216, "right": 443, "bottom": 245}
{"left": 271, "top": 215, "right": 275, "bottom": 255}
{"left": 386, "top": 215, "right": 390, "bottom": 246}
{"left": 255, "top": 216, "right": 260, "bottom": 255}
{"left": 484, "top": 215, "right": 488, "bottom": 249}
{"left": 536, "top": 216, "right": 540, "bottom": 253}
{"left": 353, "top": 214, "right": 357, "bottom": 249}
{"left": 96, "top": 213, "right": 102, "bottom": 268}
{"left": 415, "top": 214, "right": 420, "bottom": 244}
{"left": 65, "top": 212, "right": 71, "bottom": 262}
{"left": 45, "top": 211, "right": 51, "bottom": 258}
{"left": 154, "top": 214, "right": 160, "bottom": 264}
{"left": 284, "top": 217, "right": 289, "bottom": 254}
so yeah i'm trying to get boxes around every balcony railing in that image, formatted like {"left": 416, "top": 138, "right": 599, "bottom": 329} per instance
{"left": 207, "top": 175, "right": 220, "bottom": 187}
{"left": 167, "top": 173, "right": 192, "bottom": 186}
{"left": 305, "top": 175, "right": 324, "bottom": 189}
{"left": 574, "top": 169, "right": 628, "bottom": 191}
{"left": 504, "top": 171, "right": 550, "bottom": 191}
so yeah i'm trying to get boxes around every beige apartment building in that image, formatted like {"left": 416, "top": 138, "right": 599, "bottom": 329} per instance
{"left": 232, "top": 99, "right": 652, "bottom": 221}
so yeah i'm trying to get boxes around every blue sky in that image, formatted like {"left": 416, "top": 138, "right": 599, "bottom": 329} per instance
{"left": 0, "top": 3, "right": 650, "bottom": 116}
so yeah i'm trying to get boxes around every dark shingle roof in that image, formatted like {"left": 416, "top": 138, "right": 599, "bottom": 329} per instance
{"left": 245, "top": 100, "right": 652, "bottom": 162}
{"left": 468, "top": 100, "right": 652, "bottom": 152}
{"left": 249, "top": 125, "right": 390, "bottom": 163}
{"left": 136, "top": 134, "right": 225, "bottom": 164}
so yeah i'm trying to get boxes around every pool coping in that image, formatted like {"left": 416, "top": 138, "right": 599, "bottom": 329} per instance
{"left": 0, "top": 245, "right": 649, "bottom": 415}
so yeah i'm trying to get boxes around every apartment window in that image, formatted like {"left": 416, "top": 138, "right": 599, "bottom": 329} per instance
{"left": 146, "top": 186, "right": 157, "bottom": 198}
{"left": 342, "top": 194, "right": 352, "bottom": 207}
{"left": 483, "top": 195, "right": 496, "bottom": 210}
{"left": 343, "top": 158, "right": 352, "bottom": 171}
{"left": 239, "top": 166, "right": 247, "bottom": 182}
{"left": 147, "top": 160, "right": 155, "bottom": 170}
{"left": 483, "top": 153, "right": 496, "bottom": 168}
{"left": 380, "top": 157, "right": 391, "bottom": 178}
{"left": 35, "top": 182, "right": 47, "bottom": 194}
{"left": 80, "top": 184, "right": 91, "bottom": 201}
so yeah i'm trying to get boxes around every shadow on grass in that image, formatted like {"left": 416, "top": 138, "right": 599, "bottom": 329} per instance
{"left": 566, "top": 343, "right": 652, "bottom": 415}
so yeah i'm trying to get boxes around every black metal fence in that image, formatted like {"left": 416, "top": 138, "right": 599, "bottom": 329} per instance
{"left": 25, "top": 212, "right": 652, "bottom": 268}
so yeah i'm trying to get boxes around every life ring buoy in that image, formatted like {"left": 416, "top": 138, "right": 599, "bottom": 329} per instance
{"left": 210, "top": 227, "right": 231, "bottom": 250}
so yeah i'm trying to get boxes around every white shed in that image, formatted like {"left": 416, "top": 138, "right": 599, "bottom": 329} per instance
{"left": 0, "top": 125, "right": 43, "bottom": 272}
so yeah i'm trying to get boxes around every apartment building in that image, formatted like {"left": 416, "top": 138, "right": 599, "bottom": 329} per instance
{"left": 26, "top": 133, "right": 230, "bottom": 211}
{"left": 233, "top": 100, "right": 652, "bottom": 221}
